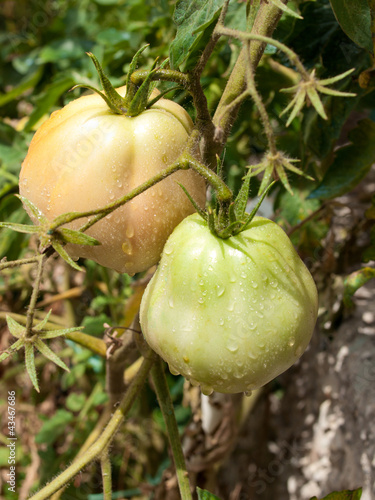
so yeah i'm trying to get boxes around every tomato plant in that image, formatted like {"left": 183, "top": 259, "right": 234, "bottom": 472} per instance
{"left": 140, "top": 213, "right": 318, "bottom": 394}
{"left": 19, "top": 77, "right": 206, "bottom": 274}
{"left": 0, "top": 1, "right": 373, "bottom": 500}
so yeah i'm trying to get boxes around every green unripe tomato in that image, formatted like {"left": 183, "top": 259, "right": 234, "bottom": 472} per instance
{"left": 140, "top": 213, "right": 318, "bottom": 394}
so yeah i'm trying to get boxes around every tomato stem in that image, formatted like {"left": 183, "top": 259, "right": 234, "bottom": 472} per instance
{"left": 151, "top": 357, "right": 193, "bottom": 500}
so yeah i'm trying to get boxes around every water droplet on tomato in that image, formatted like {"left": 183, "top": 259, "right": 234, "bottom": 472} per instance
{"left": 219, "top": 318, "right": 225, "bottom": 326}
{"left": 226, "top": 338, "right": 238, "bottom": 353}
{"left": 125, "top": 225, "right": 134, "bottom": 238}
{"left": 168, "top": 364, "right": 180, "bottom": 376}
{"left": 244, "top": 390, "right": 253, "bottom": 397}
{"left": 168, "top": 297, "right": 174, "bottom": 308}
{"left": 216, "top": 285, "right": 225, "bottom": 297}
{"left": 288, "top": 337, "right": 295, "bottom": 347}
{"left": 201, "top": 384, "right": 214, "bottom": 396}
{"left": 122, "top": 239, "right": 133, "bottom": 255}
{"left": 295, "top": 345, "right": 303, "bottom": 357}
{"left": 198, "top": 297, "right": 204, "bottom": 304}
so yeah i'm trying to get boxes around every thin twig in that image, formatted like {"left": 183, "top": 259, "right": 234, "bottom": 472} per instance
{"left": 25, "top": 253, "right": 46, "bottom": 336}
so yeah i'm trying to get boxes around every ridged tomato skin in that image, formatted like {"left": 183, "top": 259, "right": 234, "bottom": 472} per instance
{"left": 19, "top": 86, "right": 206, "bottom": 275}
{"left": 140, "top": 214, "right": 318, "bottom": 394}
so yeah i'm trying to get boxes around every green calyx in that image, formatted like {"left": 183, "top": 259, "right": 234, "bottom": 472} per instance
{"left": 73, "top": 46, "right": 168, "bottom": 117}
{"left": 182, "top": 157, "right": 276, "bottom": 239}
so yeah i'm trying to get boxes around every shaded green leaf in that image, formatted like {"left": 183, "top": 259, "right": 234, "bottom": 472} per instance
{"left": 0, "top": 66, "right": 43, "bottom": 107}
{"left": 170, "top": 0, "right": 225, "bottom": 70}
{"left": 309, "top": 119, "right": 375, "bottom": 199}
{"left": 52, "top": 240, "right": 84, "bottom": 272}
{"left": 343, "top": 268, "right": 375, "bottom": 308}
{"left": 329, "top": 0, "right": 372, "bottom": 51}
{"left": 197, "top": 487, "right": 222, "bottom": 500}
{"left": 35, "top": 409, "right": 74, "bottom": 445}
{"left": 25, "top": 343, "right": 39, "bottom": 392}
{"left": 66, "top": 392, "right": 86, "bottom": 412}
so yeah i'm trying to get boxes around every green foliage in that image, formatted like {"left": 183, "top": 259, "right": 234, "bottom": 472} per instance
{"left": 309, "top": 119, "right": 375, "bottom": 200}
{"left": 329, "top": 0, "right": 372, "bottom": 51}
{"left": 197, "top": 487, "right": 222, "bottom": 500}
{"left": 310, "top": 487, "right": 362, "bottom": 500}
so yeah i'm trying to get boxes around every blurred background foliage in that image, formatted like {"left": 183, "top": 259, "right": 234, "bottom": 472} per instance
{"left": 0, "top": 0, "right": 375, "bottom": 498}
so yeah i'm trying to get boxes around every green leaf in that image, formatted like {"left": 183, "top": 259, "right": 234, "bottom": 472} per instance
{"left": 66, "top": 392, "right": 86, "bottom": 412}
{"left": 234, "top": 168, "right": 252, "bottom": 219}
{"left": 35, "top": 409, "right": 74, "bottom": 445}
{"left": 0, "top": 339, "right": 23, "bottom": 363}
{"left": 197, "top": 487, "right": 222, "bottom": 500}
{"left": 343, "top": 268, "right": 375, "bottom": 308}
{"left": 25, "top": 343, "right": 39, "bottom": 392}
{"left": 35, "top": 339, "right": 70, "bottom": 372}
{"left": 16, "top": 195, "right": 47, "bottom": 224}
{"left": 309, "top": 119, "right": 375, "bottom": 199}
{"left": 39, "top": 325, "right": 84, "bottom": 340}
{"left": 170, "top": 0, "right": 226, "bottom": 70}
{"left": 310, "top": 487, "right": 362, "bottom": 500}
{"left": 0, "top": 221, "right": 39, "bottom": 234}
{"left": 52, "top": 240, "right": 84, "bottom": 272}
{"left": 0, "top": 66, "right": 43, "bottom": 108}
{"left": 34, "top": 310, "right": 53, "bottom": 332}
{"left": 329, "top": 0, "right": 372, "bottom": 51}
{"left": 6, "top": 315, "right": 25, "bottom": 338}
{"left": 58, "top": 228, "right": 101, "bottom": 246}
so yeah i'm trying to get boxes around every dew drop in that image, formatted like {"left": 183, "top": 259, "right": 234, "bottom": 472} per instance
{"left": 244, "top": 390, "right": 253, "bottom": 397}
{"left": 270, "top": 280, "right": 278, "bottom": 288}
{"left": 168, "top": 365, "right": 180, "bottom": 376}
{"left": 288, "top": 337, "right": 295, "bottom": 347}
{"left": 227, "top": 301, "right": 235, "bottom": 312}
{"left": 125, "top": 225, "right": 134, "bottom": 238}
{"left": 201, "top": 384, "right": 214, "bottom": 396}
{"left": 168, "top": 297, "right": 174, "bottom": 308}
{"left": 219, "top": 318, "right": 225, "bottom": 326}
{"left": 199, "top": 279, "right": 204, "bottom": 286}
{"left": 122, "top": 240, "right": 133, "bottom": 255}
{"left": 198, "top": 297, "right": 205, "bottom": 304}
{"left": 216, "top": 285, "right": 225, "bottom": 297}
{"left": 226, "top": 338, "right": 238, "bottom": 353}
{"left": 164, "top": 242, "right": 173, "bottom": 255}
{"left": 295, "top": 345, "right": 304, "bottom": 357}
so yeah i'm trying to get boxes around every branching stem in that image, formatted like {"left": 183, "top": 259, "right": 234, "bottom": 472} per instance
{"left": 29, "top": 354, "right": 155, "bottom": 500}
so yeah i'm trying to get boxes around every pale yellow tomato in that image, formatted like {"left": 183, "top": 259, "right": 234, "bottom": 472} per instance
{"left": 19, "top": 86, "right": 206, "bottom": 274}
